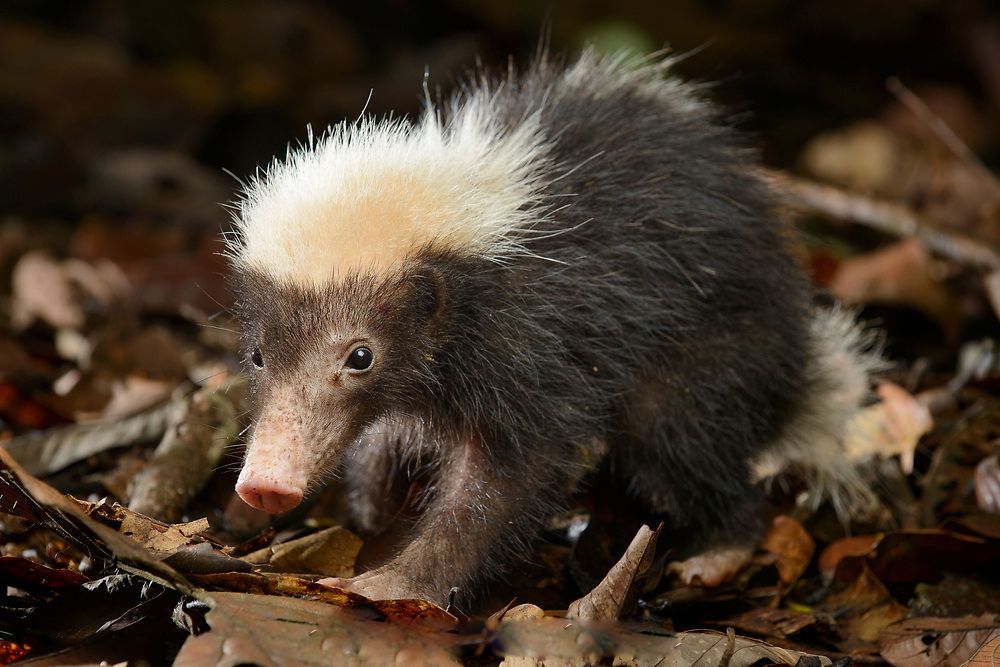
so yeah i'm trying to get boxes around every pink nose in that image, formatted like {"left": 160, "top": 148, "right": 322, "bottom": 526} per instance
{"left": 235, "top": 478, "right": 304, "bottom": 514}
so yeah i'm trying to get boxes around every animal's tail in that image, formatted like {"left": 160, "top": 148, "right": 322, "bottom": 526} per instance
{"left": 752, "top": 306, "right": 886, "bottom": 518}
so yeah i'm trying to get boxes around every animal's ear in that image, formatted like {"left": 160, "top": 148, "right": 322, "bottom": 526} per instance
{"left": 410, "top": 266, "right": 449, "bottom": 331}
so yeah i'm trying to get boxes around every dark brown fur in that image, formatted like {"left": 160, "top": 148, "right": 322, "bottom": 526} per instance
{"left": 230, "top": 56, "right": 823, "bottom": 603}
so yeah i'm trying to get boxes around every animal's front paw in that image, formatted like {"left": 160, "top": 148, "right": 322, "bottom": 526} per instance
{"left": 319, "top": 569, "right": 428, "bottom": 601}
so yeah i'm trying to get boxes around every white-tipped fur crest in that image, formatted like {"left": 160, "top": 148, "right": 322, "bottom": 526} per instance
{"left": 223, "top": 51, "right": 709, "bottom": 285}
{"left": 226, "top": 91, "right": 552, "bottom": 285}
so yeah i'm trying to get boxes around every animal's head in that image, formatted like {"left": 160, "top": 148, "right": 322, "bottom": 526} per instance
{"left": 229, "top": 265, "right": 446, "bottom": 513}
{"left": 224, "top": 104, "right": 550, "bottom": 513}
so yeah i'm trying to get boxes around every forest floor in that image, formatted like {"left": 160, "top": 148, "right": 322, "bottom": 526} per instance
{"left": 1, "top": 7, "right": 1000, "bottom": 666}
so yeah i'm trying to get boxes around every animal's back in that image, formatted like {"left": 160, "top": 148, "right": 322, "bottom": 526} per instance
{"left": 444, "top": 54, "right": 821, "bottom": 543}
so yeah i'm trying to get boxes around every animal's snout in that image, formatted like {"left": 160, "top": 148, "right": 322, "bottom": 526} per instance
{"left": 235, "top": 470, "right": 304, "bottom": 514}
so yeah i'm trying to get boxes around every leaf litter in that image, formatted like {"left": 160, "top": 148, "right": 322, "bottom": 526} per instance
{"left": 2, "top": 9, "right": 1000, "bottom": 666}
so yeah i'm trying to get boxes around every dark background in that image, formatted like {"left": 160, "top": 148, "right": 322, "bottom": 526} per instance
{"left": 3, "top": 0, "right": 998, "bottom": 215}
{"left": 2, "top": 0, "right": 1000, "bottom": 362}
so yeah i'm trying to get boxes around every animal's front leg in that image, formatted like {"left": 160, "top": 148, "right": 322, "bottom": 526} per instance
{"left": 344, "top": 428, "right": 412, "bottom": 536}
{"left": 322, "top": 437, "right": 558, "bottom": 602}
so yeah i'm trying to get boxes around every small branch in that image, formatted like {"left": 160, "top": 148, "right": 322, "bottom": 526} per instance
{"left": 127, "top": 378, "right": 247, "bottom": 522}
{"left": 886, "top": 76, "right": 1000, "bottom": 198}
{"left": 761, "top": 167, "right": 1000, "bottom": 271}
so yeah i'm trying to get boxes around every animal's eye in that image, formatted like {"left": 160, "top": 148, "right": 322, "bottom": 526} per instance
{"left": 346, "top": 346, "right": 373, "bottom": 371}
{"left": 251, "top": 348, "right": 264, "bottom": 369}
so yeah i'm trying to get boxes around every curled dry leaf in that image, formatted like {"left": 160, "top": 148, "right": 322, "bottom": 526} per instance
{"left": 843, "top": 381, "right": 933, "bottom": 474}
{"left": 567, "top": 523, "right": 660, "bottom": 621}
{"left": 879, "top": 615, "right": 1000, "bottom": 667}
{"left": 760, "top": 515, "right": 815, "bottom": 585}
{"left": 118, "top": 514, "right": 210, "bottom": 554}
{"left": 503, "top": 603, "right": 545, "bottom": 622}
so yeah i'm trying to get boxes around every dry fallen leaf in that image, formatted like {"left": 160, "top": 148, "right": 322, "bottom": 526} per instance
{"left": 722, "top": 607, "right": 818, "bottom": 640}
{"left": 495, "top": 617, "right": 832, "bottom": 667}
{"left": 820, "top": 565, "right": 907, "bottom": 644}
{"left": 567, "top": 523, "right": 660, "bottom": 621}
{"left": 10, "top": 251, "right": 130, "bottom": 331}
{"left": 243, "top": 526, "right": 362, "bottom": 578}
{"left": 818, "top": 534, "right": 881, "bottom": 580}
{"left": 879, "top": 615, "right": 1000, "bottom": 667}
{"left": 3, "top": 400, "right": 175, "bottom": 476}
{"left": 844, "top": 381, "right": 934, "bottom": 473}
{"left": 801, "top": 120, "right": 902, "bottom": 193}
{"left": 119, "top": 513, "right": 209, "bottom": 554}
{"left": 828, "top": 239, "right": 959, "bottom": 340}
{"left": 174, "top": 591, "right": 463, "bottom": 667}
{"left": 760, "top": 515, "right": 815, "bottom": 585}
{"left": 77, "top": 374, "right": 176, "bottom": 422}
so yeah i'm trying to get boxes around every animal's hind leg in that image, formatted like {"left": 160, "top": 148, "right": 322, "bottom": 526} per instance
{"left": 613, "top": 378, "right": 768, "bottom": 585}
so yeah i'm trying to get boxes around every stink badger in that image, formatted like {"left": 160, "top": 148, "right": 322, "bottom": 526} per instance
{"left": 225, "top": 52, "right": 880, "bottom": 603}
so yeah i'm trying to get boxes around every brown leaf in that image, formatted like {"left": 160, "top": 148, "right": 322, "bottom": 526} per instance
{"left": 834, "top": 530, "right": 1000, "bottom": 589}
{"left": 667, "top": 544, "right": 754, "bottom": 587}
{"left": 10, "top": 251, "right": 130, "bottom": 331}
{"left": 823, "top": 565, "right": 908, "bottom": 644}
{"left": 243, "top": 526, "right": 362, "bottom": 578}
{"left": 0, "top": 445, "right": 192, "bottom": 592}
{"left": 118, "top": 513, "right": 209, "bottom": 554}
{"left": 495, "top": 617, "right": 832, "bottom": 666}
{"left": 760, "top": 515, "right": 815, "bottom": 585}
{"left": 843, "top": 381, "right": 933, "bottom": 474}
{"left": 3, "top": 400, "right": 175, "bottom": 476}
{"left": 818, "top": 535, "right": 882, "bottom": 580}
{"left": 189, "top": 571, "right": 455, "bottom": 623}
{"left": 77, "top": 375, "right": 176, "bottom": 422}
{"left": 722, "top": 607, "right": 818, "bottom": 640}
{"left": 0, "top": 556, "right": 89, "bottom": 592}
{"left": 173, "top": 591, "right": 463, "bottom": 666}
{"left": 879, "top": 615, "right": 1000, "bottom": 667}
{"left": 828, "top": 239, "right": 959, "bottom": 340}
{"left": 567, "top": 523, "right": 660, "bottom": 621}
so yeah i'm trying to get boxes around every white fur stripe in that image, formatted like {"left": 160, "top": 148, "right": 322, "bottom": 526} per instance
{"left": 225, "top": 93, "right": 552, "bottom": 285}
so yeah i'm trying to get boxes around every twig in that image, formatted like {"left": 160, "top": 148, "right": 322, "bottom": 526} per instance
{"left": 760, "top": 167, "right": 1000, "bottom": 271}
{"left": 886, "top": 76, "right": 1000, "bottom": 198}
{"left": 128, "top": 377, "right": 247, "bottom": 522}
